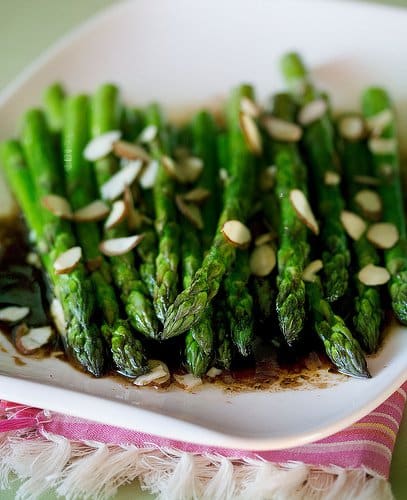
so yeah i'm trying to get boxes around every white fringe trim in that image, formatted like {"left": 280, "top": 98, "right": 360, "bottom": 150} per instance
{"left": 0, "top": 430, "right": 394, "bottom": 500}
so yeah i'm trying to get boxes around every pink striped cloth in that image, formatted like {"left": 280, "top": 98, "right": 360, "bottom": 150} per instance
{"left": 1, "top": 381, "right": 406, "bottom": 479}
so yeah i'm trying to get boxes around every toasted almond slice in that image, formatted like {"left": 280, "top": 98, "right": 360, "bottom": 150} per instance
{"left": 338, "top": 115, "right": 366, "bottom": 141}
{"left": 340, "top": 211, "right": 367, "bottom": 241}
{"left": 259, "top": 165, "right": 277, "bottom": 191}
{"left": 221, "top": 220, "right": 251, "bottom": 248}
{"left": 15, "top": 325, "right": 53, "bottom": 354}
{"left": 298, "top": 98, "right": 327, "bottom": 126}
{"left": 161, "top": 155, "right": 178, "bottom": 179}
{"left": 289, "top": 189, "right": 319, "bottom": 235}
{"left": 219, "top": 168, "right": 229, "bottom": 184}
{"left": 139, "top": 159, "right": 159, "bottom": 189}
{"left": 367, "top": 222, "right": 399, "bottom": 249}
{"left": 54, "top": 246, "right": 82, "bottom": 274}
{"left": 26, "top": 252, "right": 41, "bottom": 269}
{"left": 181, "top": 187, "right": 211, "bottom": 204}
{"left": 173, "top": 146, "right": 190, "bottom": 161}
{"left": 368, "top": 138, "right": 396, "bottom": 155}
{"left": 358, "top": 264, "right": 391, "bottom": 286}
{"left": 133, "top": 360, "right": 170, "bottom": 386}
{"left": 206, "top": 367, "right": 222, "bottom": 378}
{"left": 302, "top": 259, "right": 323, "bottom": 282}
{"left": 249, "top": 244, "right": 276, "bottom": 277}
{"left": 240, "top": 96, "right": 262, "bottom": 118}
{"left": 366, "top": 109, "right": 393, "bottom": 137}
{"left": 255, "top": 232, "right": 276, "bottom": 246}
{"left": 73, "top": 200, "right": 110, "bottom": 222}
{"left": 180, "top": 157, "right": 204, "bottom": 183}
{"left": 0, "top": 306, "right": 30, "bottom": 323}
{"left": 174, "top": 373, "right": 202, "bottom": 390}
{"left": 104, "top": 200, "right": 128, "bottom": 230}
{"left": 41, "top": 194, "right": 72, "bottom": 219}
{"left": 354, "top": 189, "right": 382, "bottom": 220}
{"left": 83, "top": 130, "right": 121, "bottom": 161}
{"left": 353, "top": 175, "right": 380, "bottom": 187}
{"left": 324, "top": 171, "right": 341, "bottom": 186}
{"left": 50, "top": 298, "right": 66, "bottom": 336}
{"left": 101, "top": 161, "right": 143, "bottom": 200}
{"left": 86, "top": 256, "right": 103, "bottom": 272}
{"left": 99, "top": 234, "right": 145, "bottom": 256}
{"left": 138, "top": 125, "right": 158, "bottom": 144}
{"left": 175, "top": 196, "right": 204, "bottom": 229}
{"left": 112, "top": 140, "right": 151, "bottom": 162}
{"left": 239, "top": 112, "right": 262, "bottom": 155}
{"left": 263, "top": 116, "right": 302, "bottom": 142}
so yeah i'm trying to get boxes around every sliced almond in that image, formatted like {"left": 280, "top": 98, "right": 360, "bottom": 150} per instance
{"left": 181, "top": 187, "right": 211, "bottom": 204}
{"left": 174, "top": 373, "right": 202, "bottom": 390}
{"left": 302, "top": 259, "right": 323, "bottom": 282}
{"left": 221, "top": 220, "right": 251, "bottom": 248}
{"left": 354, "top": 175, "right": 380, "bottom": 187}
{"left": 366, "top": 222, "right": 399, "bottom": 249}
{"left": 324, "top": 171, "right": 341, "bottom": 186}
{"left": 338, "top": 115, "right": 365, "bottom": 141}
{"left": 366, "top": 109, "right": 393, "bottom": 137}
{"left": 289, "top": 189, "right": 319, "bottom": 235}
{"left": 358, "top": 264, "right": 391, "bottom": 286}
{"left": 53, "top": 246, "right": 82, "bottom": 274}
{"left": 26, "top": 252, "right": 41, "bottom": 269}
{"left": 101, "top": 161, "right": 143, "bottom": 200}
{"left": 173, "top": 146, "right": 190, "bottom": 161}
{"left": 240, "top": 96, "right": 262, "bottom": 118}
{"left": 249, "top": 244, "right": 276, "bottom": 277}
{"left": 368, "top": 138, "right": 396, "bottom": 155}
{"left": 354, "top": 189, "right": 382, "bottom": 220}
{"left": 175, "top": 196, "right": 204, "bottom": 229}
{"left": 73, "top": 200, "right": 110, "bottom": 222}
{"left": 112, "top": 140, "right": 151, "bottom": 162}
{"left": 0, "top": 306, "right": 29, "bottom": 323}
{"left": 15, "top": 325, "right": 53, "bottom": 355}
{"left": 138, "top": 125, "right": 158, "bottom": 144}
{"left": 239, "top": 112, "right": 262, "bottom": 155}
{"left": 219, "top": 168, "right": 229, "bottom": 185}
{"left": 99, "top": 234, "right": 145, "bottom": 256}
{"left": 298, "top": 98, "right": 327, "bottom": 126}
{"left": 104, "top": 200, "right": 128, "bottom": 230}
{"left": 340, "top": 211, "right": 367, "bottom": 241}
{"left": 83, "top": 130, "right": 121, "bottom": 161}
{"left": 206, "top": 367, "right": 222, "bottom": 378}
{"left": 179, "top": 157, "right": 204, "bottom": 183}
{"left": 139, "top": 159, "right": 159, "bottom": 189}
{"left": 263, "top": 116, "right": 302, "bottom": 142}
{"left": 255, "top": 232, "right": 276, "bottom": 246}
{"left": 259, "top": 165, "right": 277, "bottom": 192}
{"left": 50, "top": 298, "right": 66, "bottom": 336}
{"left": 133, "top": 360, "right": 170, "bottom": 386}
{"left": 86, "top": 256, "right": 103, "bottom": 272}
{"left": 41, "top": 194, "right": 72, "bottom": 219}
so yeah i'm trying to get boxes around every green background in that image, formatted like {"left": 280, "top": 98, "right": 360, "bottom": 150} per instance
{"left": 0, "top": 0, "right": 406, "bottom": 498}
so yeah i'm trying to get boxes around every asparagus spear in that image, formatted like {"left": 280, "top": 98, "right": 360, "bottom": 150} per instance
{"left": 339, "top": 115, "right": 383, "bottom": 352}
{"left": 43, "top": 83, "right": 65, "bottom": 134}
{"left": 18, "top": 111, "right": 104, "bottom": 376}
{"left": 63, "top": 94, "right": 147, "bottom": 376}
{"left": 90, "top": 84, "right": 159, "bottom": 339}
{"left": 362, "top": 88, "right": 407, "bottom": 324}
{"left": 271, "top": 93, "right": 309, "bottom": 345}
{"left": 144, "top": 103, "right": 180, "bottom": 324}
{"left": 163, "top": 84, "right": 256, "bottom": 339}
{"left": 306, "top": 279, "right": 370, "bottom": 378}
{"left": 281, "top": 52, "right": 350, "bottom": 302}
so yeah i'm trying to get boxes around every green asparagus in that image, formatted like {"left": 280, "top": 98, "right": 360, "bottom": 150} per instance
{"left": 362, "top": 88, "right": 407, "bottom": 324}
{"left": 43, "top": 83, "right": 65, "bottom": 134}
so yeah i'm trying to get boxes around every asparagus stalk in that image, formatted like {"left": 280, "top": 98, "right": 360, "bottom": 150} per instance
{"left": 63, "top": 94, "right": 147, "bottom": 376}
{"left": 19, "top": 111, "right": 104, "bottom": 376}
{"left": 43, "top": 83, "right": 65, "bottom": 134}
{"left": 90, "top": 84, "right": 159, "bottom": 339}
{"left": 271, "top": 93, "right": 309, "bottom": 345}
{"left": 339, "top": 115, "right": 383, "bottom": 352}
{"left": 362, "top": 88, "right": 407, "bottom": 324}
{"left": 162, "top": 84, "right": 257, "bottom": 339}
{"left": 281, "top": 52, "right": 350, "bottom": 302}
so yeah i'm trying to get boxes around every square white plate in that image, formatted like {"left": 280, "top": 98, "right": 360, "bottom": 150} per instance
{"left": 0, "top": 0, "right": 406, "bottom": 450}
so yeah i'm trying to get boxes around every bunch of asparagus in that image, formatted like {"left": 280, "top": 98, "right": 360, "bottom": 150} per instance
{"left": 1, "top": 52, "right": 406, "bottom": 384}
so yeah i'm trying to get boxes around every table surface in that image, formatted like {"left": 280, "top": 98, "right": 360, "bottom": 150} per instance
{"left": 0, "top": 1, "right": 406, "bottom": 498}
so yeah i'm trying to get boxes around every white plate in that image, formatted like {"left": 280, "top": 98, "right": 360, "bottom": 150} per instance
{"left": 0, "top": 0, "right": 407, "bottom": 451}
